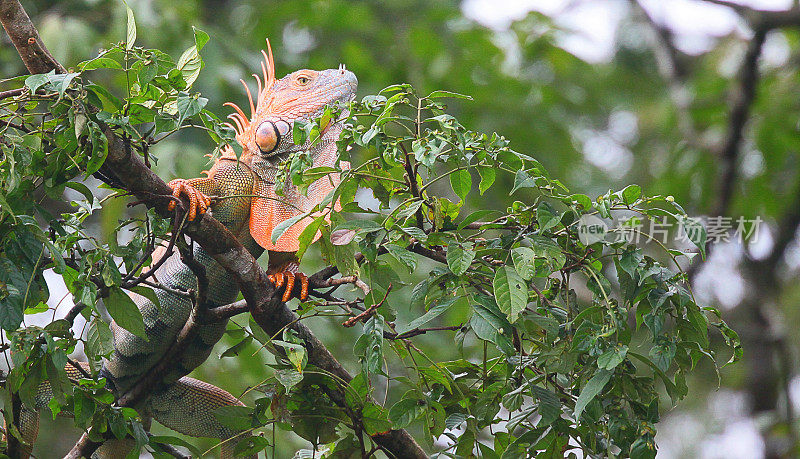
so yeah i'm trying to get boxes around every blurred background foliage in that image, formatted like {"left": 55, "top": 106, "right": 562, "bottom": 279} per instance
{"left": 2, "top": 0, "right": 798, "bottom": 457}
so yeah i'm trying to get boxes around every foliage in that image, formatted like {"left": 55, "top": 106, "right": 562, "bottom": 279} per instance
{"left": 0, "top": 9, "right": 740, "bottom": 459}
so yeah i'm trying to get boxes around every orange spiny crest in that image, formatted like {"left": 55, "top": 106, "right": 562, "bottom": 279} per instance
{"left": 223, "top": 38, "right": 278, "bottom": 148}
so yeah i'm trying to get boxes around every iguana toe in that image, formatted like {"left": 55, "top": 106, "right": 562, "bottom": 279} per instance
{"left": 267, "top": 270, "right": 308, "bottom": 302}
{"left": 167, "top": 178, "right": 211, "bottom": 221}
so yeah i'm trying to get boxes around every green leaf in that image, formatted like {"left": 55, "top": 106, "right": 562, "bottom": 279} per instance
{"left": 510, "top": 169, "right": 536, "bottom": 195}
{"left": 680, "top": 215, "right": 707, "bottom": 259}
{"left": 385, "top": 244, "right": 417, "bottom": 272}
{"left": 478, "top": 167, "right": 495, "bottom": 195}
{"left": 192, "top": 27, "right": 209, "bottom": 51}
{"left": 649, "top": 341, "right": 676, "bottom": 372}
{"left": 87, "top": 317, "right": 115, "bottom": 356}
{"left": 388, "top": 397, "right": 425, "bottom": 428}
{"left": 470, "top": 297, "right": 514, "bottom": 354}
{"left": 446, "top": 243, "right": 475, "bottom": 276}
{"left": 25, "top": 72, "right": 52, "bottom": 93}
{"left": 597, "top": 345, "right": 628, "bottom": 370}
{"left": 449, "top": 169, "right": 471, "bottom": 201}
{"left": 362, "top": 402, "right": 393, "bottom": 436}
{"left": 619, "top": 248, "right": 643, "bottom": 277}
{"left": 398, "top": 296, "right": 459, "bottom": 334}
{"left": 270, "top": 213, "right": 306, "bottom": 244}
{"left": 176, "top": 93, "right": 208, "bottom": 125}
{"left": 213, "top": 405, "right": 253, "bottom": 431}
{"left": 149, "top": 436, "right": 203, "bottom": 457}
{"left": 427, "top": 90, "right": 473, "bottom": 100}
{"left": 493, "top": 266, "right": 528, "bottom": 323}
{"left": 296, "top": 215, "right": 325, "bottom": 260}
{"left": 105, "top": 287, "right": 148, "bottom": 340}
{"left": 176, "top": 44, "right": 202, "bottom": 88}
{"left": 457, "top": 209, "right": 498, "bottom": 230}
{"left": 219, "top": 336, "right": 253, "bottom": 358}
{"left": 233, "top": 436, "right": 270, "bottom": 457}
{"left": 530, "top": 385, "right": 561, "bottom": 426}
{"left": 511, "top": 247, "right": 536, "bottom": 280}
{"left": 536, "top": 202, "right": 560, "bottom": 232}
{"left": 363, "top": 316, "right": 384, "bottom": 374}
{"left": 574, "top": 369, "right": 611, "bottom": 420}
{"left": 275, "top": 368, "right": 303, "bottom": 390}
{"left": 79, "top": 57, "right": 123, "bottom": 71}
{"left": 125, "top": 5, "right": 136, "bottom": 50}
{"left": 48, "top": 72, "right": 79, "bottom": 100}
{"left": 621, "top": 184, "right": 641, "bottom": 205}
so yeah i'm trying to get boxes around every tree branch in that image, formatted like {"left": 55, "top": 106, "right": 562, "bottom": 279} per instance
{"left": 712, "top": 27, "right": 766, "bottom": 217}
{"left": 0, "top": 0, "right": 64, "bottom": 74}
{"left": 0, "top": 4, "right": 427, "bottom": 458}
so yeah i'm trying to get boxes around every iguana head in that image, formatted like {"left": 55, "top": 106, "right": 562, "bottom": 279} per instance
{"left": 224, "top": 39, "right": 358, "bottom": 161}
{"left": 223, "top": 40, "right": 357, "bottom": 253}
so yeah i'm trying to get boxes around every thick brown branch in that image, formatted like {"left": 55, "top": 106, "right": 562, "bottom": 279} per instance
{"left": 0, "top": 0, "right": 65, "bottom": 74}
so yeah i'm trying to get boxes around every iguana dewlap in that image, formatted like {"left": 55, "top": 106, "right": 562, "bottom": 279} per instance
{"left": 21, "top": 40, "right": 357, "bottom": 458}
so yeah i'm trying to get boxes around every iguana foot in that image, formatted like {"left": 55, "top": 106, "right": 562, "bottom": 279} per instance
{"left": 267, "top": 264, "right": 309, "bottom": 302}
{"left": 167, "top": 179, "right": 211, "bottom": 221}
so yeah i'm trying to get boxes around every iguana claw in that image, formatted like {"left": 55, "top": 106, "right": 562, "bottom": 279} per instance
{"left": 167, "top": 179, "right": 211, "bottom": 221}
{"left": 267, "top": 270, "right": 309, "bottom": 302}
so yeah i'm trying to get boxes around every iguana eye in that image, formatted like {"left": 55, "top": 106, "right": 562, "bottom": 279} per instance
{"left": 297, "top": 76, "right": 310, "bottom": 85}
{"left": 255, "top": 121, "right": 281, "bottom": 154}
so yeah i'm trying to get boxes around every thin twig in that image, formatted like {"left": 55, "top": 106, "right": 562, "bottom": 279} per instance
{"left": 342, "top": 285, "right": 392, "bottom": 327}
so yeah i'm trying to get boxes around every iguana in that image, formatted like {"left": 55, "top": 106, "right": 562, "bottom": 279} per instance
{"left": 20, "top": 39, "right": 357, "bottom": 458}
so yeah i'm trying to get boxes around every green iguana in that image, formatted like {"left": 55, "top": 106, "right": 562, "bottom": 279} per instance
{"left": 20, "top": 39, "right": 357, "bottom": 458}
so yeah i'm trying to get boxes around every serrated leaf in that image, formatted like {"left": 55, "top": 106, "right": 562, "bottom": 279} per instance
{"left": 493, "top": 267, "right": 528, "bottom": 323}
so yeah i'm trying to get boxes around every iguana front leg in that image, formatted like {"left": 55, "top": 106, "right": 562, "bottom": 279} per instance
{"left": 167, "top": 177, "right": 310, "bottom": 302}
